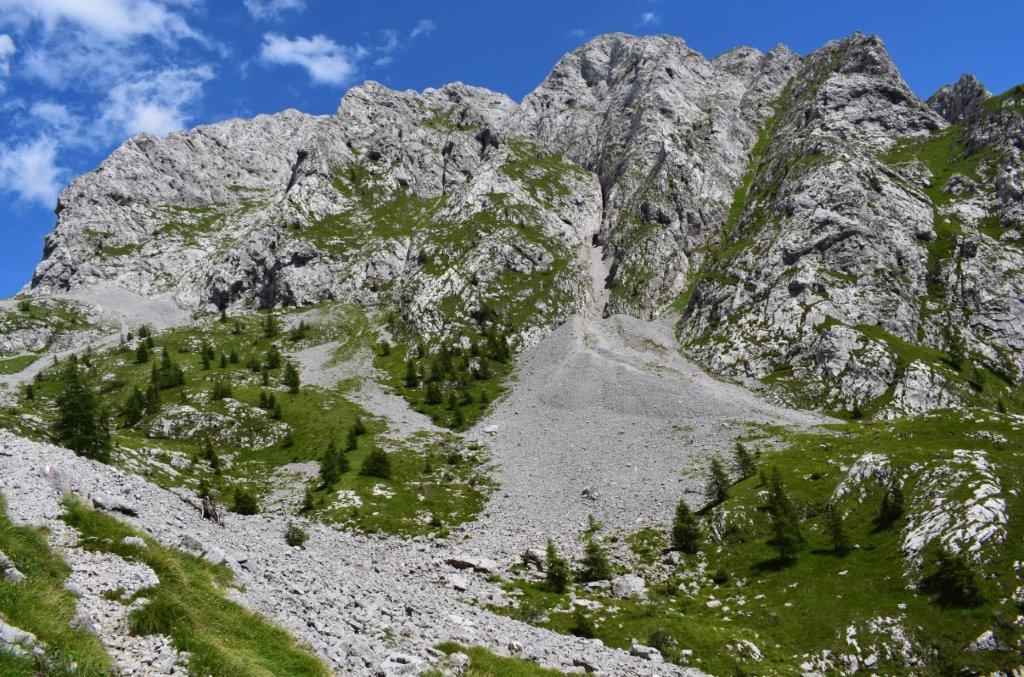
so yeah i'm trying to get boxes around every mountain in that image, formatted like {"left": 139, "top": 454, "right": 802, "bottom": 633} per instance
{"left": 3, "top": 30, "right": 1024, "bottom": 677}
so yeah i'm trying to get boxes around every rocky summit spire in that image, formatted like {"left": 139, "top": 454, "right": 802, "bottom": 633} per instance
{"left": 927, "top": 73, "right": 991, "bottom": 123}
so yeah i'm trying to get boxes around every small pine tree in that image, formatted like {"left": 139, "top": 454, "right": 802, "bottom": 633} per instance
{"left": 424, "top": 381, "right": 442, "bottom": 405}
{"left": 263, "top": 313, "right": 279, "bottom": 338}
{"left": 671, "top": 499, "right": 701, "bottom": 554}
{"left": 265, "top": 346, "right": 281, "bottom": 370}
{"left": 878, "top": 482, "right": 905, "bottom": 525}
{"left": 352, "top": 416, "right": 366, "bottom": 436}
{"left": 219, "top": 309, "right": 228, "bottom": 323}
{"left": 201, "top": 351, "right": 211, "bottom": 370}
{"left": 345, "top": 426, "right": 359, "bottom": 452}
{"left": 53, "top": 359, "right": 111, "bottom": 462}
{"left": 578, "top": 539, "right": 613, "bottom": 582}
{"left": 228, "top": 349, "right": 239, "bottom": 364}
{"left": 544, "top": 539, "right": 571, "bottom": 593}
{"left": 707, "top": 457, "right": 730, "bottom": 505}
{"left": 211, "top": 380, "right": 232, "bottom": 400}
{"left": 452, "top": 407, "right": 465, "bottom": 428}
{"left": 826, "top": 502, "right": 851, "bottom": 554}
{"left": 404, "top": 358, "right": 419, "bottom": 388}
{"left": 283, "top": 362, "right": 300, "bottom": 394}
{"left": 23, "top": 383, "right": 34, "bottom": 400}
{"left": 122, "top": 386, "right": 147, "bottom": 427}
{"left": 320, "top": 440, "right": 340, "bottom": 487}
{"left": 203, "top": 440, "right": 221, "bottom": 474}
{"left": 377, "top": 340, "right": 391, "bottom": 357}
{"left": 301, "top": 486, "right": 315, "bottom": 513}
{"left": 766, "top": 467, "right": 803, "bottom": 560}
{"left": 144, "top": 384, "right": 161, "bottom": 414}
{"left": 359, "top": 448, "right": 391, "bottom": 479}
{"left": 734, "top": 442, "right": 756, "bottom": 479}
{"left": 219, "top": 353, "right": 227, "bottom": 369}
{"left": 271, "top": 403, "right": 282, "bottom": 420}
{"left": 135, "top": 342, "right": 150, "bottom": 364}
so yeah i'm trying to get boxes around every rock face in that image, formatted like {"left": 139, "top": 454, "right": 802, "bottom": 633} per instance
{"left": 927, "top": 74, "right": 990, "bottom": 123}
{"left": 23, "top": 31, "right": 1024, "bottom": 418}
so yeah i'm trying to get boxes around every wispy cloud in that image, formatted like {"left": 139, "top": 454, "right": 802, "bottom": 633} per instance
{"left": 0, "top": 33, "right": 14, "bottom": 90}
{"left": 566, "top": 28, "right": 586, "bottom": 40}
{"left": 243, "top": 0, "right": 305, "bottom": 22}
{"left": 0, "top": 0, "right": 204, "bottom": 44}
{"left": 99, "top": 65, "right": 214, "bottom": 137}
{"left": 409, "top": 19, "right": 435, "bottom": 39}
{"left": 260, "top": 33, "right": 361, "bottom": 86}
{"left": 0, "top": 135, "right": 63, "bottom": 205}
{"left": 639, "top": 11, "right": 660, "bottom": 26}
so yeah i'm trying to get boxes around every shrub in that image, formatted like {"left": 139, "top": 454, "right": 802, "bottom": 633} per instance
{"left": 826, "top": 502, "right": 851, "bottom": 554}
{"left": 359, "top": 448, "right": 391, "bottom": 479}
{"left": 232, "top": 488, "right": 259, "bottom": 515}
{"left": 569, "top": 608, "right": 595, "bottom": 638}
{"left": 283, "top": 362, "right": 300, "bottom": 394}
{"left": 285, "top": 524, "right": 308, "bottom": 548}
{"left": 648, "top": 627, "right": 678, "bottom": 662}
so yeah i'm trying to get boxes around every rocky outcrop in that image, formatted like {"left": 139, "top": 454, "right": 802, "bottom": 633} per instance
{"left": 927, "top": 74, "right": 990, "bottom": 123}
{"left": 678, "top": 33, "right": 1024, "bottom": 417}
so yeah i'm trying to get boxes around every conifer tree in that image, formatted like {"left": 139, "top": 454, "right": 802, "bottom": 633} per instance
{"left": 766, "top": 467, "right": 803, "bottom": 560}
{"left": 352, "top": 416, "right": 366, "bottom": 436}
{"left": 878, "top": 482, "right": 905, "bottom": 525}
{"left": 228, "top": 349, "right": 239, "bottom": 364}
{"left": 425, "top": 381, "right": 442, "bottom": 405}
{"left": 122, "top": 386, "right": 147, "bottom": 427}
{"left": 707, "top": 457, "right": 730, "bottom": 505}
{"left": 53, "top": 358, "right": 110, "bottom": 462}
{"left": 671, "top": 499, "right": 701, "bottom": 554}
{"left": 404, "top": 358, "right": 419, "bottom": 388}
{"left": 283, "top": 362, "right": 300, "bottom": 394}
{"left": 219, "top": 353, "right": 227, "bottom": 368}
{"left": 734, "top": 442, "right": 756, "bottom": 479}
{"left": 544, "top": 539, "right": 571, "bottom": 593}
{"left": 135, "top": 342, "right": 149, "bottom": 364}
{"left": 577, "top": 539, "right": 613, "bottom": 582}
{"left": 320, "top": 440, "right": 341, "bottom": 486}
{"left": 264, "top": 313, "right": 279, "bottom": 338}
{"left": 826, "top": 503, "right": 851, "bottom": 554}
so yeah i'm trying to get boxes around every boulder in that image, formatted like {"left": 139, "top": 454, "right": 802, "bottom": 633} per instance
{"left": 611, "top": 574, "right": 647, "bottom": 599}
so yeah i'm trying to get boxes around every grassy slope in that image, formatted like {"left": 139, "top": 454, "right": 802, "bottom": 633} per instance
{"left": 0, "top": 495, "right": 112, "bottom": 676}
{"left": 429, "top": 642, "right": 566, "bottom": 677}
{"left": 61, "top": 497, "right": 329, "bottom": 676}
{"left": 496, "top": 412, "right": 1024, "bottom": 675}
{"left": 0, "top": 306, "right": 493, "bottom": 537}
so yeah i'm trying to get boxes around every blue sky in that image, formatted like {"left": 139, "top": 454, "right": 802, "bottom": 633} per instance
{"left": 0, "top": 0, "right": 1021, "bottom": 297}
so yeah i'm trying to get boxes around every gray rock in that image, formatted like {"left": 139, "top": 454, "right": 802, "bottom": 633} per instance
{"left": 91, "top": 492, "right": 138, "bottom": 516}
{"left": 611, "top": 574, "right": 647, "bottom": 600}
{"left": 122, "top": 536, "right": 147, "bottom": 549}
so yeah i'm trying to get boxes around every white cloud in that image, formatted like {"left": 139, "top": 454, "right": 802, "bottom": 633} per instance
{"left": 243, "top": 0, "right": 304, "bottom": 21}
{"left": 409, "top": 19, "right": 435, "bottom": 39}
{"left": 99, "top": 65, "right": 214, "bottom": 137}
{"left": 639, "top": 12, "right": 660, "bottom": 26}
{"left": 0, "top": 33, "right": 14, "bottom": 90}
{"left": 0, "top": 0, "right": 203, "bottom": 44}
{"left": 378, "top": 29, "right": 398, "bottom": 54}
{"left": 566, "top": 28, "right": 586, "bottom": 39}
{"left": 260, "top": 33, "right": 360, "bottom": 86}
{"left": 0, "top": 135, "right": 63, "bottom": 205}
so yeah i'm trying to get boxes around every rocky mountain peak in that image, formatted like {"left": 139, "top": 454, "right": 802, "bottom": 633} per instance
{"left": 927, "top": 73, "right": 992, "bottom": 123}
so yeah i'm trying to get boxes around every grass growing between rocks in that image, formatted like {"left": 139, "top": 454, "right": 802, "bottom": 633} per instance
{"left": 0, "top": 495, "right": 112, "bottom": 677}
{"left": 495, "top": 412, "right": 1024, "bottom": 675}
{"left": 61, "top": 496, "right": 330, "bottom": 677}
{"left": 429, "top": 642, "right": 566, "bottom": 676}
{"left": 0, "top": 354, "right": 36, "bottom": 375}
{"left": 0, "top": 305, "right": 495, "bottom": 537}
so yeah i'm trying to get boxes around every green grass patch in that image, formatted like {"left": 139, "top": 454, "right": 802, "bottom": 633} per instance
{"left": 0, "top": 354, "right": 36, "bottom": 375}
{"left": 61, "top": 497, "right": 329, "bottom": 676}
{"left": 0, "top": 494, "right": 113, "bottom": 676}
{"left": 496, "top": 412, "right": 1024, "bottom": 674}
